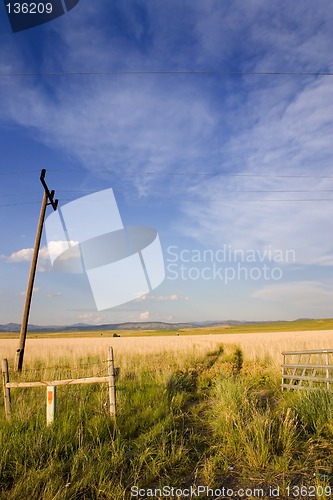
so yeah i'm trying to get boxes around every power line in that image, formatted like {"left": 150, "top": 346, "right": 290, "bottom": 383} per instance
{"left": 0, "top": 201, "right": 40, "bottom": 207}
{"left": 186, "top": 197, "right": 333, "bottom": 202}
{"left": 0, "top": 70, "right": 332, "bottom": 77}
{"left": 3, "top": 188, "right": 333, "bottom": 198}
{"left": 1, "top": 169, "right": 333, "bottom": 179}
{"left": 1, "top": 172, "right": 333, "bottom": 208}
{"left": 1, "top": 198, "right": 333, "bottom": 209}
{"left": 218, "top": 190, "right": 333, "bottom": 193}
{"left": 0, "top": 169, "right": 42, "bottom": 176}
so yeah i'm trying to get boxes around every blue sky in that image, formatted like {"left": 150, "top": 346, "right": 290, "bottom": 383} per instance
{"left": 0, "top": 0, "right": 332, "bottom": 325}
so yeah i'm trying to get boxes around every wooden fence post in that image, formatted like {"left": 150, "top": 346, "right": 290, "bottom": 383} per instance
{"left": 108, "top": 347, "right": 116, "bottom": 417}
{"left": 2, "top": 359, "right": 11, "bottom": 419}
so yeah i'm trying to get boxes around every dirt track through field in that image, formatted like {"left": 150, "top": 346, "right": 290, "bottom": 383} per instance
{"left": 1, "top": 330, "right": 333, "bottom": 366}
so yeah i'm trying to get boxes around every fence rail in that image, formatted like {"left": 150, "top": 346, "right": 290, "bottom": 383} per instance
{"left": 6, "top": 376, "right": 110, "bottom": 388}
{"left": 282, "top": 349, "right": 333, "bottom": 392}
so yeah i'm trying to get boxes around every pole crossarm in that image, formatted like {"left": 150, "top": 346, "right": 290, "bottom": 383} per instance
{"left": 40, "top": 169, "right": 58, "bottom": 211}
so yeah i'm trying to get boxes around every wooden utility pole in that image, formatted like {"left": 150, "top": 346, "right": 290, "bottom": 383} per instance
{"left": 14, "top": 169, "right": 58, "bottom": 372}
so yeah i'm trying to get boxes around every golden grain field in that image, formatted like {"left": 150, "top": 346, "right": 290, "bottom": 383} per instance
{"left": 1, "top": 329, "right": 333, "bottom": 367}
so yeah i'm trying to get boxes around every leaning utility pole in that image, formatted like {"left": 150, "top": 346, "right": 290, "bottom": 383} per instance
{"left": 14, "top": 169, "right": 58, "bottom": 372}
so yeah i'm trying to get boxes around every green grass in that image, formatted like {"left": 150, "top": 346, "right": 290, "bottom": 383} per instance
{"left": 220, "top": 317, "right": 333, "bottom": 334}
{"left": 1, "top": 317, "right": 332, "bottom": 340}
{"left": 1, "top": 346, "right": 333, "bottom": 499}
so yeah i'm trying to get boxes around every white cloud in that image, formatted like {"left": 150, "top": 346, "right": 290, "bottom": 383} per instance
{"left": 252, "top": 281, "right": 333, "bottom": 308}
{"left": 0, "top": 2, "right": 331, "bottom": 205}
{"left": 4, "top": 73, "right": 332, "bottom": 269}
{"left": 1, "top": 1, "right": 332, "bottom": 327}
{"left": 7, "top": 246, "right": 53, "bottom": 262}
{"left": 136, "top": 293, "right": 188, "bottom": 302}
{"left": 180, "top": 76, "right": 333, "bottom": 266}
{"left": 77, "top": 313, "right": 103, "bottom": 324}
{"left": 6, "top": 241, "right": 79, "bottom": 272}
{"left": 8, "top": 248, "right": 34, "bottom": 262}
{"left": 6, "top": 245, "right": 51, "bottom": 271}
{"left": 19, "top": 287, "right": 39, "bottom": 296}
{"left": 193, "top": 1, "right": 333, "bottom": 72}
{"left": 47, "top": 240, "right": 79, "bottom": 262}
{"left": 0, "top": 74, "right": 219, "bottom": 198}
{"left": 50, "top": 1, "right": 332, "bottom": 76}
{"left": 139, "top": 311, "right": 150, "bottom": 320}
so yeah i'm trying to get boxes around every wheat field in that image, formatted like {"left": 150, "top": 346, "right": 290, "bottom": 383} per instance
{"left": 1, "top": 329, "right": 333, "bottom": 366}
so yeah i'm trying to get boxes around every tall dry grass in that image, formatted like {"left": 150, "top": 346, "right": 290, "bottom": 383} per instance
{"left": 1, "top": 329, "right": 333, "bottom": 367}
{"left": 1, "top": 332, "right": 333, "bottom": 499}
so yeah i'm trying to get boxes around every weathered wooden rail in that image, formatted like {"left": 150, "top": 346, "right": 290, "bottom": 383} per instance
{"left": 282, "top": 349, "right": 333, "bottom": 392}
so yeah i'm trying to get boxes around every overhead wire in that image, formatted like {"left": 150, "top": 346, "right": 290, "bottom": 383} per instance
{"left": 1, "top": 195, "right": 333, "bottom": 208}
{"left": 0, "top": 70, "right": 332, "bottom": 77}
{"left": 1, "top": 172, "right": 333, "bottom": 207}
{"left": 2, "top": 188, "right": 333, "bottom": 198}
{"left": 1, "top": 169, "right": 333, "bottom": 178}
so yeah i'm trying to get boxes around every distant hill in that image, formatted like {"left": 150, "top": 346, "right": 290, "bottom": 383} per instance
{"left": 0, "top": 320, "right": 248, "bottom": 333}
{"left": 0, "top": 318, "right": 311, "bottom": 333}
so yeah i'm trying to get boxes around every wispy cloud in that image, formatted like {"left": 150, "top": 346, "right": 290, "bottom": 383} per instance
{"left": 0, "top": 75, "right": 221, "bottom": 198}
{"left": 1, "top": 1, "right": 332, "bottom": 324}
{"left": 193, "top": 0, "right": 333, "bottom": 72}
{"left": 19, "top": 287, "right": 39, "bottom": 296}
{"left": 77, "top": 312, "right": 103, "bottom": 324}
{"left": 1, "top": 2, "right": 331, "bottom": 197}
{"left": 252, "top": 281, "right": 333, "bottom": 309}
{"left": 136, "top": 293, "right": 189, "bottom": 302}
{"left": 51, "top": 1, "right": 333, "bottom": 73}
{"left": 180, "top": 76, "right": 333, "bottom": 265}
{"left": 46, "top": 292, "right": 63, "bottom": 298}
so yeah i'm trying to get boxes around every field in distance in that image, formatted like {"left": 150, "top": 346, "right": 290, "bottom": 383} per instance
{"left": 0, "top": 317, "right": 332, "bottom": 339}
{"left": 1, "top": 322, "right": 333, "bottom": 367}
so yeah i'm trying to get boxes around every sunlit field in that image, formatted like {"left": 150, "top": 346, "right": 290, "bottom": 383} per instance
{"left": 1, "top": 323, "right": 333, "bottom": 499}
{"left": 1, "top": 326, "right": 333, "bottom": 367}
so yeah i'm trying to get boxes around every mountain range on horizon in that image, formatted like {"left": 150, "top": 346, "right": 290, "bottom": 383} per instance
{"left": 0, "top": 319, "right": 311, "bottom": 333}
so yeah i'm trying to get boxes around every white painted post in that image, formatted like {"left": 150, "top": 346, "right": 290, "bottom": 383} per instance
{"left": 46, "top": 386, "right": 56, "bottom": 425}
